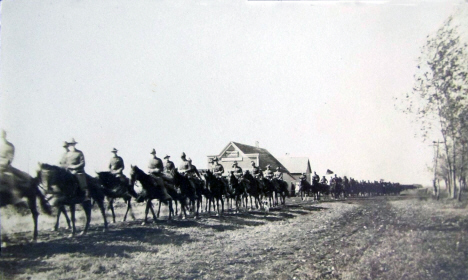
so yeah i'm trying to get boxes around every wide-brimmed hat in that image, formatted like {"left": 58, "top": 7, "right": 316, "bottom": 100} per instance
{"left": 212, "top": 157, "right": 219, "bottom": 162}
{"left": 164, "top": 155, "right": 170, "bottom": 159}
{"left": 233, "top": 161, "right": 238, "bottom": 165}
{"left": 67, "top": 138, "right": 78, "bottom": 145}
{"left": 276, "top": 167, "right": 281, "bottom": 170}
{"left": 150, "top": 149, "right": 156, "bottom": 155}
{"left": 111, "top": 148, "right": 118, "bottom": 153}
{"left": 62, "top": 141, "right": 69, "bottom": 147}
{"left": 266, "top": 164, "right": 271, "bottom": 168}
{"left": 188, "top": 158, "right": 192, "bottom": 162}
{"left": 251, "top": 161, "right": 255, "bottom": 164}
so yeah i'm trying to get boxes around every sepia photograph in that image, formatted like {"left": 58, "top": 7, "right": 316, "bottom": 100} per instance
{"left": 1, "top": 0, "right": 467, "bottom": 279}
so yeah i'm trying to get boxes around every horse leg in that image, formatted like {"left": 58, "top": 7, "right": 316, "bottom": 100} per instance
{"left": 54, "top": 207, "right": 62, "bottom": 231}
{"left": 124, "top": 198, "right": 136, "bottom": 221}
{"left": 143, "top": 200, "right": 150, "bottom": 225}
{"left": 69, "top": 204, "right": 77, "bottom": 236}
{"left": 108, "top": 198, "right": 116, "bottom": 223}
{"left": 220, "top": 197, "right": 224, "bottom": 215}
{"left": 157, "top": 200, "right": 162, "bottom": 218}
{"left": 81, "top": 200, "right": 92, "bottom": 235}
{"left": 28, "top": 196, "right": 39, "bottom": 241}
{"left": 149, "top": 201, "right": 157, "bottom": 222}
{"left": 96, "top": 199, "right": 108, "bottom": 232}
{"left": 167, "top": 200, "right": 173, "bottom": 220}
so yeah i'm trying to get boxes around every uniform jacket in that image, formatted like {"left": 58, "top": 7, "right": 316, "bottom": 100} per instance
{"left": 148, "top": 156, "right": 164, "bottom": 174}
{"left": 63, "top": 149, "right": 85, "bottom": 174}
{"left": 109, "top": 156, "right": 125, "bottom": 174}
{"left": 164, "top": 160, "right": 175, "bottom": 173}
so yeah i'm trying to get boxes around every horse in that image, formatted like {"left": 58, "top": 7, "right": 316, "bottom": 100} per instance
{"left": 298, "top": 179, "right": 314, "bottom": 201}
{"left": 203, "top": 170, "right": 225, "bottom": 215}
{"left": 227, "top": 172, "right": 249, "bottom": 213}
{"left": 330, "top": 179, "right": 343, "bottom": 199}
{"left": 170, "top": 169, "right": 199, "bottom": 219}
{"left": 129, "top": 165, "right": 174, "bottom": 224}
{"left": 273, "top": 178, "right": 289, "bottom": 205}
{"left": 243, "top": 171, "right": 262, "bottom": 210}
{"left": 96, "top": 171, "right": 137, "bottom": 223}
{"left": 37, "top": 163, "right": 110, "bottom": 236}
{"left": 0, "top": 168, "right": 52, "bottom": 253}
{"left": 259, "top": 177, "right": 277, "bottom": 206}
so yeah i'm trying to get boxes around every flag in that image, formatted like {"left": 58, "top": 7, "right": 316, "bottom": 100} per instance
{"left": 326, "top": 169, "right": 334, "bottom": 175}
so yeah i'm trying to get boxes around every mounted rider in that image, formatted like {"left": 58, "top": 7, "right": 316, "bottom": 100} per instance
{"left": 273, "top": 167, "right": 283, "bottom": 180}
{"left": 179, "top": 152, "right": 195, "bottom": 177}
{"left": 0, "top": 130, "right": 29, "bottom": 205}
{"left": 109, "top": 148, "right": 126, "bottom": 184}
{"left": 312, "top": 171, "right": 320, "bottom": 185}
{"left": 211, "top": 157, "right": 224, "bottom": 178}
{"left": 299, "top": 173, "right": 307, "bottom": 182}
{"left": 251, "top": 161, "right": 263, "bottom": 179}
{"left": 232, "top": 161, "right": 243, "bottom": 179}
{"left": 320, "top": 176, "right": 328, "bottom": 185}
{"left": 61, "top": 138, "right": 89, "bottom": 200}
{"left": 59, "top": 141, "right": 69, "bottom": 168}
{"left": 263, "top": 165, "right": 274, "bottom": 180}
{"left": 187, "top": 158, "right": 202, "bottom": 180}
{"left": 163, "top": 155, "right": 175, "bottom": 174}
{"left": 148, "top": 149, "right": 173, "bottom": 183}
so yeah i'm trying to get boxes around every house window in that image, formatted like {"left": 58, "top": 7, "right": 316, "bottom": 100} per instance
{"left": 224, "top": 151, "right": 239, "bottom": 158}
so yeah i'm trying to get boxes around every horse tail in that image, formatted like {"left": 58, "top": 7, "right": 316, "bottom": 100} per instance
{"left": 35, "top": 182, "right": 53, "bottom": 216}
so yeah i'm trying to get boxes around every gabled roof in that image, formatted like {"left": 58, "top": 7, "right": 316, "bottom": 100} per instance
{"left": 277, "top": 157, "right": 311, "bottom": 174}
{"left": 231, "top": 142, "right": 291, "bottom": 174}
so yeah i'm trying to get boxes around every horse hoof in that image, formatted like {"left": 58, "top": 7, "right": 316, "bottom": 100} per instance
{"left": 51, "top": 227, "right": 58, "bottom": 232}
{"left": 141, "top": 222, "right": 147, "bottom": 226}
{"left": 79, "top": 231, "right": 86, "bottom": 236}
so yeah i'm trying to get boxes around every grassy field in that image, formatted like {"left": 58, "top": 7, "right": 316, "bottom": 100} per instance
{"left": 1, "top": 191, "right": 467, "bottom": 280}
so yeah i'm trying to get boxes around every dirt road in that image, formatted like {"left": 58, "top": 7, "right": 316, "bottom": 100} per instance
{"left": 1, "top": 193, "right": 467, "bottom": 279}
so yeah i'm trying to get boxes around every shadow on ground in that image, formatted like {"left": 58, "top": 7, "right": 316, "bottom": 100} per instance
{"left": 0, "top": 202, "right": 323, "bottom": 277}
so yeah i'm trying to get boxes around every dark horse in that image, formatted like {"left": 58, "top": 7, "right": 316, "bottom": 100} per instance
{"left": 37, "top": 163, "right": 108, "bottom": 235}
{"left": 228, "top": 172, "right": 250, "bottom": 213}
{"left": 0, "top": 168, "right": 52, "bottom": 253}
{"left": 129, "top": 165, "right": 174, "bottom": 224}
{"left": 203, "top": 170, "right": 225, "bottom": 215}
{"left": 272, "top": 178, "right": 289, "bottom": 205}
{"left": 171, "top": 169, "right": 200, "bottom": 219}
{"left": 259, "top": 177, "right": 277, "bottom": 206}
{"left": 330, "top": 180, "right": 343, "bottom": 199}
{"left": 298, "top": 179, "right": 318, "bottom": 201}
{"left": 96, "top": 171, "right": 137, "bottom": 223}
{"left": 243, "top": 171, "right": 262, "bottom": 210}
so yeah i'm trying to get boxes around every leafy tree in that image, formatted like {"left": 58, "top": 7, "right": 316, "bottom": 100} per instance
{"left": 398, "top": 13, "right": 468, "bottom": 200}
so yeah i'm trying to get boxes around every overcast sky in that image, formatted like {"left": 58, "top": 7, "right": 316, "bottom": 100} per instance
{"left": 1, "top": 0, "right": 466, "bottom": 185}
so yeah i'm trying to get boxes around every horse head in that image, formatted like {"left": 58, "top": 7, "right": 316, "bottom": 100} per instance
{"left": 129, "top": 165, "right": 140, "bottom": 186}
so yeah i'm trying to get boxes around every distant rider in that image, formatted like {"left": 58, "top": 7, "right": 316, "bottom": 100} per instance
{"left": 109, "top": 148, "right": 126, "bottom": 184}
{"left": 62, "top": 138, "right": 89, "bottom": 200}
{"left": 164, "top": 155, "right": 175, "bottom": 174}
{"left": 264, "top": 165, "right": 274, "bottom": 180}
{"left": 274, "top": 167, "right": 283, "bottom": 180}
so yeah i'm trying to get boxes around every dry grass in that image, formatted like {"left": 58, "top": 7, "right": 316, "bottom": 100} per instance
{"left": 1, "top": 192, "right": 467, "bottom": 279}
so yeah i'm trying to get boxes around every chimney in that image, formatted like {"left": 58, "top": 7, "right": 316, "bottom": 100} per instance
{"left": 255, "top": 141, "right": 259, "bottom": 148}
